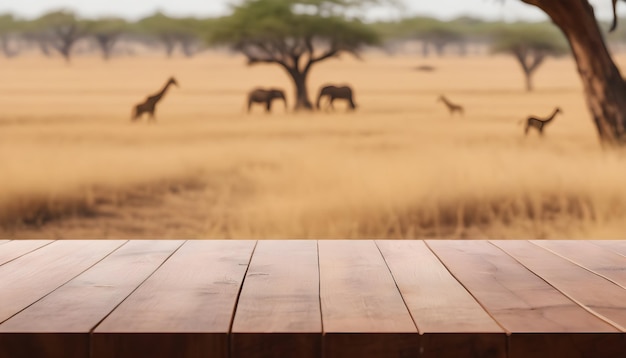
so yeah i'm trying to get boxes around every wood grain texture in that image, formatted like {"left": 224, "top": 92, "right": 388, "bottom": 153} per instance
{"left": 0, "top": 241, "right": 182, "bottom": 358}
{"left": 232, "top": 240, "right": 320, "bottom": 358}
{"left": 494, "top": 240, "right": 626, "bottom": 331}
{"left": 92, "top": 240, "right": 255, "bottom": 358}
{"left": 376, "top": 240, "right": 502, "bottom": 333}
{"left": 318, "top": 240, "right": 419, "bottom": 358}
{"left": 428, "top": 240, "right": 617, "bottom": 333}
{"left": 376, "top": 240, "right": 506, "bottom": 358}
{"left": 534, "top": 240, "right": 626, "bottom": 288}
{"left": 593, "top": 240, "right": 626, "bottom": 257}
{"left": 429, "top": 240, "right": 621, "bottom": 358}
{"left": 0, "top": 240, "right": 125, "bottom": 324}
{"left": 0, "top": 240, "right": 52, "bottom": 266}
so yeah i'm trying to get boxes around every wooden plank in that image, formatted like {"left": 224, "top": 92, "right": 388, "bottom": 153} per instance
{"left": 428, "top": 240, "right": 622, "bottom": 358}
{"left": 376, "top": 240, "right": 506, "bottom": 358}
{"left": 318, "top": 240, "right": 419, "bottom": 358}
{"left": 231, "top": 240, "right": 321, "bottom": 358}
{"left": 593, "top": 240, "right": 626, "bottom": 257}
{"left": 0, "top": 240, "right": 52, "bottom": 267}
{"left": 0, "top": 240, "right": 126, "bottom": 324}
{"left": 0, "top": 241, "right": 182, "bottom": 358}
{"left": 92, "top": 240, "right": 256, "bottom": 358}
{"left": 494, "top": 240, "right": 626, "bottom": 329}
{"left": 534, "top": 240, "right": 626, "bottom": 288}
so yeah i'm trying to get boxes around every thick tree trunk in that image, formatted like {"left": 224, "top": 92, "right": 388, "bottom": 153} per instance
{"left": 287, "top": 69, "right": 313, "bottom": 111}
{"left": 524, "top": 0, "right": 626, "bottom": 145}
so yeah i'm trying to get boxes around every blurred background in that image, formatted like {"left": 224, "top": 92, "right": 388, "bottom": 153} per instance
{"left": 1, "top": 0, "right": 626, "bottom": 240}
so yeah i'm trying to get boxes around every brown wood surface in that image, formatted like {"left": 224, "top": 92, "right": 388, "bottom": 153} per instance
{"left": 0, "top": 240, "right": 125, "bottom": 325}
{"left": 593, "top": 240, "right": 626, "bottom": 257}
{"left": 318, "top": 240, "right": 419, "bottom": 358}
{"left": 428, "top": 240, "right": 617, "bottom": 332}
{"left": 0, "top": 241, "right": 182, "bottom": 358}
{"left": 534, "top": 240, "right": 626, "bottom": 289}
{"left": 0, "top": 240, "right": 52, "bottom": 266}
{"left": 428, "top": 240, "right": 621, "bottom": 358}
{"left": 494, "top": 240, "right": 626, "bottom": 330}
{"left": 231, "top": 240, "right": 321, "bottom": 358}
{"left": 376, "top": 240, "right": 507, "bottom": 358}
{"left": 0, "top": 239, "right": 625, "bottom": 358}
{"left": 92, "top": 240, "right": 255, "bottom": 358}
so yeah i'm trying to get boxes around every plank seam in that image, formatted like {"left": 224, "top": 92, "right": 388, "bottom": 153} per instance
{"left": 530, "top": 240, "right": 626, "bottom": 290}
{"left": 489, "top": 241, "right": 626, "bottom": 333}
{"left": 0, "top": 240, "right": 55, "bottom": 268}
{"left": 87, "top": 240, "right": 187, "bottom": 336}
{"left": 316, "top": 240, "right": 324, "bottom": 336}
{"left": 228, "top": 240, "right": 259, "bottom": 358}
{"left": 589, "top": 241, "right": 626, "bottom": 259}
{"left": 423, "top": 240, "right": 511, "bottom": 335}
{"left": 0, "top": 240, "right": 129, "bottom": 326}
{"left": 374, "top": 240, "right": 421, "bottom": 334}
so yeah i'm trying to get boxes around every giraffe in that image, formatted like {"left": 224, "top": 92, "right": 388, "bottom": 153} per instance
{"left": 132, "top": 77, "right": 179, "bottom": 122}
{"left": 437, "top": 95, "right": 464, "bottom": 116}
{"left": 522, "top": 107, "right": 562, "bottom": 136}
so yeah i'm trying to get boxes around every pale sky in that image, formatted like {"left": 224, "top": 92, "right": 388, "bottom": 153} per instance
{"left": 0, "top": 0, "right": 623, "bottom": 22}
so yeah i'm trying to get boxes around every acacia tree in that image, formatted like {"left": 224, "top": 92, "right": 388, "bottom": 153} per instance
{"left": 137, "top": 13, "right": 180, "bottom": 57}
{"left": 137, "top": 13, "right": 209, "bottom": 58}
{"left": 492, "top": 26, "right": 568, "bottom": 91}
{"left": 86, "top": 18, "right": 128, "bottom": 60}
{"left": 212, "top": 0, "right": 380, "bottom": 110}
{"left": 0, "top": 14, "right": 21, "bottom": 58}
{"left": 35, "top": 10, "right": 87, "bottom": 63}
{"left": 516, "top": 0, "right": 626, "bottom": 146}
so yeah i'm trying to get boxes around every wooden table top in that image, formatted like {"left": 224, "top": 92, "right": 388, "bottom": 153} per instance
{"left": 0, "top": 240, "right": 625, "bottom": 358}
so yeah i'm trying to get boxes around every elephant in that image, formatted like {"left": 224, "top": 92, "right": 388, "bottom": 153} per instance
{"left": 316, "top": 85, "right": 357, "bottom": 111}
{"left": 247, "top": 88, "right": 287, "bottom": 113}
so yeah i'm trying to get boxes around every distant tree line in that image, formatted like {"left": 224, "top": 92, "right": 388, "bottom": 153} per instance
{"left": 0, "top": 10, "right": 217, "bottom": 62}
{"left": 0, "top": 9, "right": 584, "bottom": 63}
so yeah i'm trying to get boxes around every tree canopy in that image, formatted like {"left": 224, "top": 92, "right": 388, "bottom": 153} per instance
{"left": 211, "top": 0, "right": 380, "bottom": 110}
{"left": 31, "top": 10, "right": 87, "bottom": 62}
{"left": 491, "top": 24, "right": 569, "bottom": 91}
{"left": 0, "top": 14, "right": 23, "bottom": 58}
{"left": 137, "top": 12, "right": 215, "bottom": 57}
{"left": 85, "top": 17, "right": 128, "bottom": 60}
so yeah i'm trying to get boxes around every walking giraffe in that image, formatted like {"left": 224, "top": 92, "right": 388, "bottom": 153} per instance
{"left": 437, "top": 95, "right": 464, "bottom": 116}
{"left": 132, "top": 77, "right": 179, "bottom": 122}
{"left": 522, "top": 107, "right": 562, "bottom": 136}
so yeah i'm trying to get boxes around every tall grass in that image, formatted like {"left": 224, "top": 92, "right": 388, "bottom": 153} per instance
{"left": 1, "top": 54, "right": 625, "bottom": 239}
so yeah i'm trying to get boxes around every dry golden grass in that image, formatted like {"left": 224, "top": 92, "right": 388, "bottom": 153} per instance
{"left": 1, "top": 52, "right": 626, "bottom": 239}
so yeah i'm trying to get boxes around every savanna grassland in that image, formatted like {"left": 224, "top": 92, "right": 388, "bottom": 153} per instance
{"left": 1, "top": 52, "right": 624, "bottom": 239}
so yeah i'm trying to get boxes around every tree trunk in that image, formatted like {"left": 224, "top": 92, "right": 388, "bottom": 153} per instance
{"left": 523, "top": 0, "right": 626, "bottom": 145}
{"left": 0, "top": 35, "right": 17, "bottom": 58}
{"left": 287, "top": 69, "right": 313, "bottom": 111}
{"left": 421, "top": 41, "right": 430, "bottom": 57}
{"left": 95, "top": 35, "right": 117, "bottom": 61}
{"left": 524, "top": 69, "right": 534, "bottom": 92}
